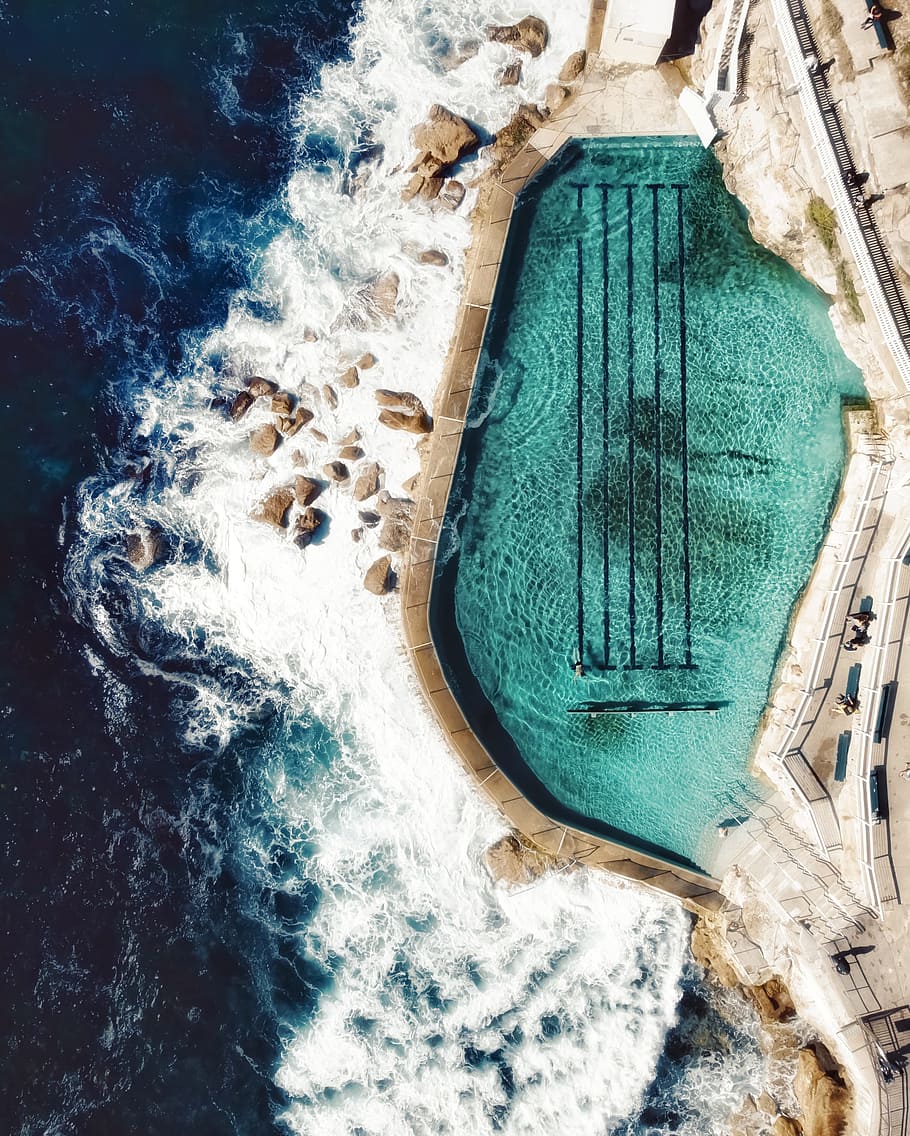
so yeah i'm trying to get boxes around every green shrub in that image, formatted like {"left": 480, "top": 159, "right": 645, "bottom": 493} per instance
{"left": 807, "top": 195, "right": 837, "bottom": 256}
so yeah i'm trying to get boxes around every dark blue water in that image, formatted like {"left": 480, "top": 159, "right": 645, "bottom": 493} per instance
{"left": 0, "top": 4, "right": 353, "bottom": 1132}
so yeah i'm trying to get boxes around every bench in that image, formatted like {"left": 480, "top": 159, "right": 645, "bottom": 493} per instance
{"left": 864, "top": 2, "right": 891, "bottom": 50}
{"left": 870, "top": 766, "right": 883, "bottom": 822}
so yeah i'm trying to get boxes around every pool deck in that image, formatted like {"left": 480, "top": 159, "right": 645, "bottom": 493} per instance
{"left": 400, "top": 62, "right": 727, "bottom": 913}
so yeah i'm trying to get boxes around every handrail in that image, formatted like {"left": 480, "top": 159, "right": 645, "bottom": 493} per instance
{"left": 708, "top": 0, "right": 752, "bottom": 103}
{"left": 768, "top": 451, "right": 889, "bottom": 912}
{"left": 770, "top": 0, "right": 910, "bottom": 389}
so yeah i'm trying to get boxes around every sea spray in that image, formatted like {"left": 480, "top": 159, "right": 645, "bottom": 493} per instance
{"left": 61, "top": 0, "right": 774, "bottom": 1130}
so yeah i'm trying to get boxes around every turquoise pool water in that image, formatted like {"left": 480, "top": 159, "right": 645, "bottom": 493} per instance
{"left": 433, "top": 137, "right": 865, "bottom": 873}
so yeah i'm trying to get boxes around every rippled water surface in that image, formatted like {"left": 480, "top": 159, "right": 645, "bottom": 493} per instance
{"left": 436, "top": 138, "right": 864, "bottom": 871}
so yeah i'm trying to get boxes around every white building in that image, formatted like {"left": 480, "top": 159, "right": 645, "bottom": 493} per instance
{"left": 599, "top": 0, "right": 677, "bottom": 65}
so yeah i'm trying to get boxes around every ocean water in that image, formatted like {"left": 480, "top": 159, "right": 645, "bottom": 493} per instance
{"left": 1, "top": 2, "right": 777, "bottom": 1133}
{"left": 436, "top": 138, "right": 865, "bottom": 872}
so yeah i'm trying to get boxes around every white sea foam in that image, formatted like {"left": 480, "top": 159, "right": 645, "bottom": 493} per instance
{"left": 64, "top": 0, "right": 774, "bottom": 1130}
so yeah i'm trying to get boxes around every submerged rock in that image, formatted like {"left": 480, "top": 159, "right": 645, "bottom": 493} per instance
{"left": 339, "top": 445, "right": 365, "bottom": 462}
{"left": 418, "top": 249, "right": 449, "bottom": 267}
{"left": 487, "top": 16, "right": 549, "bottom": 58}
{"left": 125, "top": 529, "right": 164, "bottom": 570}
{"left": 339, "top": 427, "right": 361, "bottom": 446}
{"left": 370, "top": 273, "right": 399, "bottom": 318}
{"left": 364, "top": 555, "right": 393, "bottom": 595}
{"left": 322, "top": 384, "right": 339, "bottom": 410}
{"left": 251, "top": 487, "right": 294, "bottom": 529}
{"left": 250, "top": 423, "right": 281, "bottom": 456}
{"left": 401, "top": 472, "right": 420, "bottom": 496}
{"left": 356, "top": 353, "right": 377, "bottom": 370}
{"left": 338, "top": 366, "right": 359, "bottom": 389}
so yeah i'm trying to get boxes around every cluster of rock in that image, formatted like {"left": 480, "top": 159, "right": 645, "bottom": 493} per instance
{"left": 402, "top": 18, "right": 588, "bottom": 202}
{"left": 137, "top": 15, "right": 578, "bottom": 594}
{"left": 215, "top": 361, "right": 430, "bottom": 595}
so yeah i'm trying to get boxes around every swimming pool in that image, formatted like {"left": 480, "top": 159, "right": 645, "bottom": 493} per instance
{"left": 431, "top": 137, "right": 865, "bottom": 873}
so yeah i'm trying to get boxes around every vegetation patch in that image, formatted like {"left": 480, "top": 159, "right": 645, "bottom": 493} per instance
{"left": 806, "top": 194, "right": 837, "bottom": 256}
{"left": 836, "top": 259, "right": 864, "bottom": 323}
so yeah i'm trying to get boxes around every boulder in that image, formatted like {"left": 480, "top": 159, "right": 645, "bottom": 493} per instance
{"left": 229, "top": 390, "right": 255, "bottom": 421}
{"left": 353, "top": 461, "right": 382, "bottom": 501}
{"left": 323, "top": 461, "right": 350, "bottom": 484}
{"left": 339, "top": 427, "right": 361, "bottom": 446}
{"left": 271, "top": 391, "right": 295, "bottom": 416}
{"left": 793, "top": 1045, "right": 850, "bottom": 1136}
{"left": 379, "top": 407, "right": 432, "bottom": 434}
{"left": 251, "top": 487, "right": 294, "bottom": 528}
{"left": 247, "top": 376, "right": 278, "bottom": 398}
{"left": 279, "top": 407, "right": 313, "bottom": 437}
{"left": 401, "top": 472, "right": 420, "bottom": 496}
{"left": 356, "top": 353, "right": 377, "bottom": 370}
{"left": 492, "top": 104, "right": 549, "bottom": 163}
{"left": 339, "top": 445, "right": 365, "bottom": 462}
{"left": 364, "top": 554, "right": 393, "bottom": 595}
{"left": 294, "top": 476, "right": 322, "bottom": 507}
{"left": 545, "top": 83, "right": 570, "bottom": 114}
{"left": 293, "top": 506, "right": 325, "bottom": 548}
{"left": 499, "top": 60, "right": 522, "bottom": 86}
{"left": 418, "top": 249, "right": 449, "bottom": 267}
{"left": 358, "top": 510, "right": 381, "bottom": 527}
{"left": 125, "top": 529, "right": 164, "bottom": 570}
{"left": 379, "top": 518, "right": 411, "bottom": 552}
{"left": 487, "top": 16, "right": 549, "bottom": 58}
{"left": 439, "top": 180, "right": 466, "bottom": 211}
{"left": 322, "top": 384, "right": 339, "bottom": 410}
{"left": 250, "top": 423, "right": 281, "bottom": 456}
{"left": 418, "top": 177, "right": 444, "bottom": 201}
{"left": 411, "top": 105, "right": 480, "bottom": 178}
{"left": 370, "top": 273, "right": 399, "bottom": 318}
{"left": 485, "top": 833, "right": 558, "bottom": 885}
{"left": 558, "top": 49, "right": 586, "bottom": 82}
{"left": 376, "top": 491, "right": 415, "bottom": 523}
{"left": 402, "top": 173, "right": 426, "bottom": 203}
{"left": 375, "top": 389, "right": 428, "bottom": 416}
{"left": 351, "top": 527, "right": 363, "bottom": 542}
{"left": 338, "top": 366, "right": 359, "bottom": 389}
{"left": 310, "top": 428, "right": 328, "bottom": 443}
